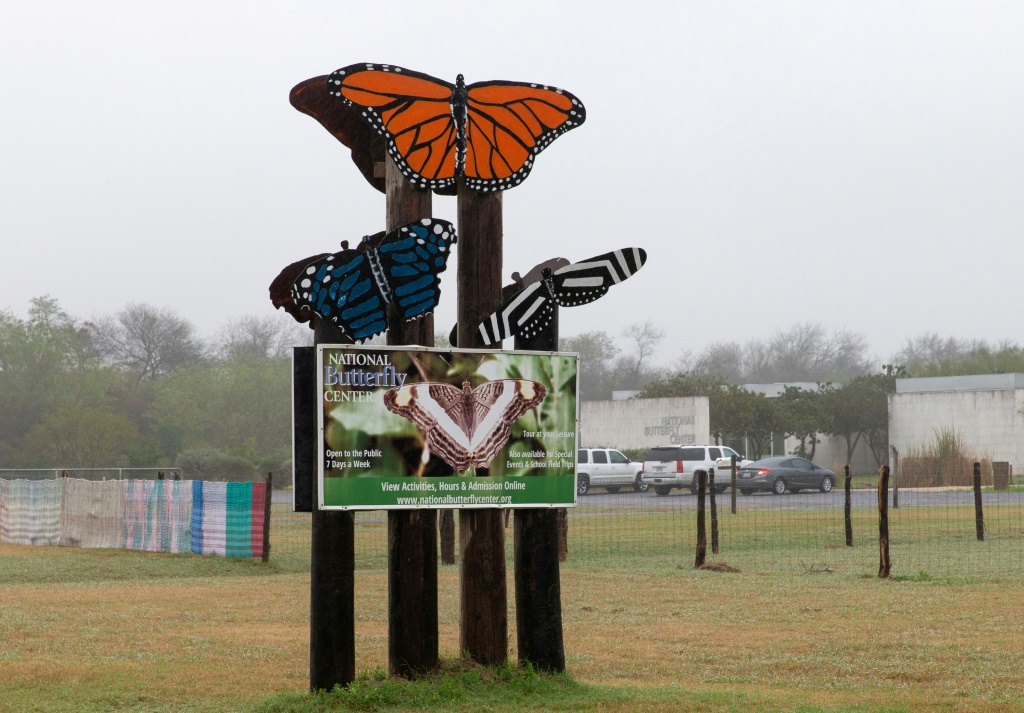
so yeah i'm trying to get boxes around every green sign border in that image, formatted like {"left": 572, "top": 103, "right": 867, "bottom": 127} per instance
{"left": 317, "top": 344, "right": 579, "bottom": 510}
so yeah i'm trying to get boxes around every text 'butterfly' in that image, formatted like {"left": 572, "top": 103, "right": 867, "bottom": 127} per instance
{"left": 292, "top": 218, "right": 456, "bottom": 342}
{"left": 384, "top": 379, "right": 546, "bottom": 473}
{"left": 477, "top": 247, "right": 647, "bottom": 345}
{"left": 328, "top": 63, "right": 586, "bottom": 194}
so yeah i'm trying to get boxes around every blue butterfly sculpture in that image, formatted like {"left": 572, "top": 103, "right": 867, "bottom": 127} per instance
{"left": 289, "top": 218, "right": 456, "bottom": 341}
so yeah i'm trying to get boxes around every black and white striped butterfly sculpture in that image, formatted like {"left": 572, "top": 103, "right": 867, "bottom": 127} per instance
{"left": 475, "top": 247, "right": 647, "bottom": 345}
{"left": 384, "top": 379, "right": 546, "bottom": 472}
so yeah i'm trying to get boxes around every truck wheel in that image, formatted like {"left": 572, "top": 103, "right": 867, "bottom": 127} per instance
{"left": 654, "top": 485, "right": 672, "bottom": 496}
{"left": 577, "top": 475, "right": 590, "bottom": 496}
{"left": 633, "top": 474, "right": 648, "bottom": 493}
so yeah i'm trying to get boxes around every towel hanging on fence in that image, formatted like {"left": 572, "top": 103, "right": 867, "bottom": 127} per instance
{"left": 60, "top": 479, "right": 124, "bottom": 549}
{"left": 0, "top": 479, "right": 62, "bottom": 546}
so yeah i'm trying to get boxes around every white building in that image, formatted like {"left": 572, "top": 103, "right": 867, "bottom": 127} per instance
{"left": 888, "top": 374, "right": 1024, "bottom": 468}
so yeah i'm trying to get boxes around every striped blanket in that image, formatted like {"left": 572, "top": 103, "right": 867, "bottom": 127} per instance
{"left": 0, "top": 479, "right": 62, "bottom": 546}
{"left": 60, "top": 479, "right": 124, "bottom": 548}
{"left": 123, "top": 479, "right": 192, "bottom": 553}
{"left": 192, "top": 481, "right": 266, "bottom": 558}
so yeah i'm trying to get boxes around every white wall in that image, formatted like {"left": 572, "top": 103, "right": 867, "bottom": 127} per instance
{"left": 581, "top": 397, "right": 710, "bottom": 450}
{"left": 888, "top": 389, "right": 1024, "bottom": 467}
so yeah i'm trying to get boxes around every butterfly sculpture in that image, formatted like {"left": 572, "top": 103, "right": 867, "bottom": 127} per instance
{"left": 289, "top": 218, "right": 456, "bottom": 342}
{"left": 327, "top": 63, "right": 586, "bottom": 194}
{"left": 384, "top": 379, "right": 546, "bottom": 472}
{"left": 476, "top": 247, "right": 647, "bottom": 345}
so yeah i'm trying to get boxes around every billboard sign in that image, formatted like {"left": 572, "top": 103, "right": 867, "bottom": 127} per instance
{"left": 317, "top": 344, "right": 578, "bottom": 510}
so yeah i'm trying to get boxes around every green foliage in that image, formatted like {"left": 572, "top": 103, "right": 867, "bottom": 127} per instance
{"left": 175, "top": 448, "right": 258, "bottom": 481}
{"left": 638, "top": 370, "right": 726, "bottom": 399}
{"left": 710, "top": 386, "right": 779, "bottom": 459}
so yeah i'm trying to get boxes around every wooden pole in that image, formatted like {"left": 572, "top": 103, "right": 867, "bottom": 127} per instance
{"left": 310, "top": 319, "right": 355, "bottom": 690}
{"left": 844, "top": 465, "right": 853, "bottom": 548}
{"left": 730, "top": 455, "right": 737, "bottom": 515}
{"left": 877, "top": 464, "right": 890, "bottom": 579}
{"left": 262, "top": 471, "right": 272, "bottom": 564}
{"left": 708, "top": 468, "right": 719, "bottom": 555}
{"left": 557, "top": 508, "right": 568, "bottom": 562}
{"left": 439, "top": 511, "right": 456, "bottom": 564}
{"left": 384, "top": 157, "right": 439, "bottom": 677}
{"left": 512, "top": 307, "right": 565, "bottom": 672}
{"left": 694, "top": 471, "right": 707, "bottom": 568}
{"left": 456, "top": 182, "right": 507, "bottom": 666}
{"left": 973, "top": 461, "right": 985, "bottom": 542}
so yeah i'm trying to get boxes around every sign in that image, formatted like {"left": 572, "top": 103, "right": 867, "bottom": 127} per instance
{"left": 317, "top": 344, "right": 578, "bottom": 510}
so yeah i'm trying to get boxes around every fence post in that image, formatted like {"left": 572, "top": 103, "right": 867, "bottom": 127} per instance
{"left": 878, "top": 465, "right": 890, "bottom": 578}
{"left": 844, "top": 465, "right": 853, "bottom": 547}
{"left": 973, "top": 461, "right": 985, "bottom": 542}
{"left": 709, "top": 468, "right": 719, "bottom": 555}
{"left": 730, "top": 455, "right": 737, "bottom": 515}
{"left": 557, "top": 508, "right": 568, "bottom": 562}
{"left": 695, "top": 471, "right": 707, "bottom": 568}
{"left": 262, "top": 472, "right": 272, "bottom": 563}
{"left": 439, "top": 510, "right": 456, "bottom": 564}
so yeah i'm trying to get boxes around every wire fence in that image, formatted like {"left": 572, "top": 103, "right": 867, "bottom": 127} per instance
{"left": 267, "top": 466, "right": 1024, "bottom": 580}
{"left": 4, "top": 466, "right": 1022, "bottom": 580}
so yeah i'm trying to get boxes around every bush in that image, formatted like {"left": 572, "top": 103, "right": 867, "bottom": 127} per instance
{"left": 899, "top": 427, "right": 991, "bottom": 487}
{"left": 174, "top": 448, "right": 257, "bottom": 481}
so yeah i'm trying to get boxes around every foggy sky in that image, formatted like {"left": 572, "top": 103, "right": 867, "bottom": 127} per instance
{"left": 2, "top": 1, "right": 1021, "bottom": 368}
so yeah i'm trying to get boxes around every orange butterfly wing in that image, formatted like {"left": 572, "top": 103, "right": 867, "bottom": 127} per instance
{"left": 328, "top": 65, "right": 586, "bottom": 193}
{"left": 463, "top": 81, "right": 586, "bottom": 192}
{"left": 328, "top": 64, "right": 461, "bottom": 192}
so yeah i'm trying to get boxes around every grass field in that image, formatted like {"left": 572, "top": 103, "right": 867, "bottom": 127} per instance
{"left": 2, "top": 504, "right": 1024, "bottom": 712}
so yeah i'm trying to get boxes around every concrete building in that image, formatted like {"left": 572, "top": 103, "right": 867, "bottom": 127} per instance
{"left": 581, "top": 397, "right": 710, "bottom": 450}
{"left": 888, "top": 374, "right": 1024, "bottom": 467}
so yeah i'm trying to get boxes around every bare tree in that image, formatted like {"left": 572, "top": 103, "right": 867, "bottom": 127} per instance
{"left": 215, "top": 315, "right": 312, "bottom": 361}
{"left": 621, "top": 321, "right": 664, "bottom": 382}
{"left": 88, "top": 304, "right": 204, "bottom": 385}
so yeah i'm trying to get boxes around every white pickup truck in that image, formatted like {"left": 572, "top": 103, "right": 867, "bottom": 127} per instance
{"left": 641, "top": 445, "right": 750, "bottom": 496}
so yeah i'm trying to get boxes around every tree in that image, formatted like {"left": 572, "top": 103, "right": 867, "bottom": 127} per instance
{"left": 88, "top": 304, "right": 203, "bottom": 386}
{"left": 560, "top": 331, "right": 619, "bottom": 400}
{"left": 639, "top": 371, "right": 727, "bottom": 399}
{"left": 776, "top": 385, "right": 826, "bottom": 459}
{"left": 214, "top": 314, "right": 311, "bottom": 361}
{"left": 710, "top": 386, "right": 779, "bottom": 459}
{"left": 619, "top": 321, "right": 664, "bottom": 383}
{"left": 820, "top": 366, "right": 901, "bottom": 467}
{"left": 676, "top": 322, "right": 873, "bottom": 385}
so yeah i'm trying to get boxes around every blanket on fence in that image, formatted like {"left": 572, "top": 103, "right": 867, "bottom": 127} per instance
{"left": 123, "top": 480, "right": 192, "bottom": 553}
{"left": 60, "top": 479, "right": 124, "bottom": 548}
{"left": 0, "top": 479, "right": 62, "bottom": 546}
{"left": 191, "top": 481, "right": 265, "bottom": 558}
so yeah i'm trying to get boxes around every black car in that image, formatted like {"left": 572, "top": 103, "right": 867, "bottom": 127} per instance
{"left": 735, "top": 456, "right": 835, "bottom": 495}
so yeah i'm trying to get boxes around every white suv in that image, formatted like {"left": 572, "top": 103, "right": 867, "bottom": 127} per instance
{"left": 641, "top": 445, "right": 750, "bottom": 496}
{"left": 576, "top": 448, "right": 645, "bottom": 495}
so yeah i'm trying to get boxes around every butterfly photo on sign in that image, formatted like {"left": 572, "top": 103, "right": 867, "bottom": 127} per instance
{"left": 327, "top": 63, "right": 586, "bottom": 194}
{"left": 321, "top": 347, "right": 578, "bottom": 483}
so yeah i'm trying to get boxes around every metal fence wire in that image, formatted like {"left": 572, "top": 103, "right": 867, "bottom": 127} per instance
{"left": 266, "top": 465, "right": 1024, "bottom": 580}
{"left": 4, "top": 466, "right": 1022, "bottom": 579}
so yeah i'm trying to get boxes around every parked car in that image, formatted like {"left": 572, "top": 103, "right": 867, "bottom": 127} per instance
{"left": 735, "top": 456, "right": 835, "bottom": 495}
{"left": 577, "top": 448, "right": 644, "bottom": 495}
{"left": 641, "top": 445, "right": 750, "bottom": 496}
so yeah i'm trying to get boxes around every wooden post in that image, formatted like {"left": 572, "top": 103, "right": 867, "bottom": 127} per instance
{"left": 456, "top": 183, "right": 507, "bottom": 666}
{"left": 844, "top": 465, "right": 853, "bottom": 548}
{"left": 973, "top": 461, "right": 985, "bottom": 542}
{"left": 439, "top": 510, "right": 456, "bottom": 564}
{"left": 384, "top": 157, "right": 439, "bottom": 677}
{"left": 694, "top": 471, "right": 707, "bottom": 568}
{"left": 512, "top": 306, "right": 564, "bottom": 672}
{"left": 730, "top": 455, "right": 737, "bottom": 515}
{"left": 309, "top": 319, "right": 356, "bottom": 691}
{"left": 262, "top": 471, "right": 272, "bottom": 564}
{"left": 708, "top": 468, "right": 719, "bottom": 555}
{"left": 877, "top": 464, "right": 890, "bottom": 579}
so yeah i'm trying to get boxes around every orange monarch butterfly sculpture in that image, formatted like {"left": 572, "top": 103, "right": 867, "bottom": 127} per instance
{"left": 328, "top": 63, "right": 586, "bottom": 194}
